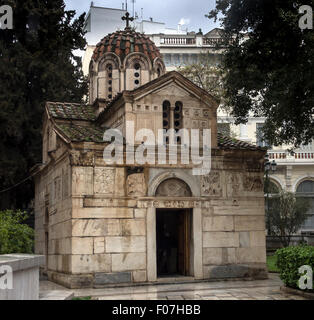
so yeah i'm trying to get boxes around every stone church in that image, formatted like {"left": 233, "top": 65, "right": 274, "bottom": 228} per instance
{"left": 33, "top": 15, "right": 268, "bottom": 288}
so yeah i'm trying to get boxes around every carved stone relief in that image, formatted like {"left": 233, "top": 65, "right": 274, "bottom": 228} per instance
{"left": 94, "top": 168, "right": 115, "bottom": 194}
{"left": 127, "top": 173, "right": 147, "bottom": 197}
{"left": 201, "top": 172, "right": 223, "bottom": 197}
{"left": 226, "top": 172, "right": 242, "bottom": 197}
{"left": 72, "top": 167, "right": 93, "bottom": 195}
{"left": 155, "top": 178, "right": 192, "bottom": 197}
{"left": 137, "top": 200, "right": 206, "bottom": 209}
{"left": 70, "top": 151, "right": 94, "bottom": 167}
{"left": 243, "top": 175, "right": 263, "bottom": 192}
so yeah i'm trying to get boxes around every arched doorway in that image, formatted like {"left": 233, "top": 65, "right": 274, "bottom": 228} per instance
{"left": 155, "top": 178, "right": 192, "bottom": 277}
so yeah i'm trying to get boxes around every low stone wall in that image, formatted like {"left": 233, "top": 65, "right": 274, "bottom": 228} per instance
{"left": 267, "top": 235, "right": 314, "bottom": 252}
{"left": 0, "top": 254, "right": 44, "bottom": 300}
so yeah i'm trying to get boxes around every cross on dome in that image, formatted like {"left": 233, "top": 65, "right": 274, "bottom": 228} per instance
{"left": 122, "top": 12, "right": 134, "bottom": 29}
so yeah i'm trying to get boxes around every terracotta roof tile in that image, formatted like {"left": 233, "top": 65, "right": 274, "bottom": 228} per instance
{"left": 46, "top": 102, "right": 96, "bottom": 121}
{"left": 55, "top": 123, "right": 105, "bottom": 143}
{"left": 55, "top": 122, "right": 263, "bottom": 151}
{"left": 92, "top": 29, "right": 162, "bottom": 64}
{"left": 217, "top": 133, "right": 265, "bottom": 151}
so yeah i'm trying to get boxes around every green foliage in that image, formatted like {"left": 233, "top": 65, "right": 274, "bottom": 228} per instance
{"left": 178, "top": 53, "right": 231, "bottom": 114}
{"left": 267, "top": 191, "right": 310, "bottom": 246}
{"left": 276, "top": 245, "right": 314, "bottom": 291}
{"left": 207, "top": 0, "right": 314, "bottom": 147}
{"left": 178, "top": 53, "right": 224, "bottom": 99}
{"left": 266, "top": 254, "right": 279, "bottom": 273}
{"left": 0, "top": 0, "right": 88, "bottom": 209}
{"left": 0, "top": 210, "right": 34, "bottom": 254}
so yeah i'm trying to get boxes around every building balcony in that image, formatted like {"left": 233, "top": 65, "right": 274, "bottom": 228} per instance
{"left": 268, "top": 150, "right": 314, "bottom": 165}
{"left": 158, "top": 36, "right": 227, "bottom": 48}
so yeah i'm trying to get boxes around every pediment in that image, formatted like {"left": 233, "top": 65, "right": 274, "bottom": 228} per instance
{"left": 131, "top": 71, "right": 219, "bottom": 109}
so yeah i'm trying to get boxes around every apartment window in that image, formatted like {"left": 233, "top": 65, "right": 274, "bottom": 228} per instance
{"left": 164, "top": 54, "right": 171, "bottom": 67}
{"left": 256, "top": 123, "right": 270, "bottom": 148}
{"left": 296, "top": 180, "right": 314, "bottom": 230}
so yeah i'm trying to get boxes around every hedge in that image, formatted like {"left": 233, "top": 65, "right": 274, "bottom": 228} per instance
{"left": 276, "top": 245, "right": 314, "bottom": 292}
{"left": 0, "top": 210, "right": 34, "bottom": 254}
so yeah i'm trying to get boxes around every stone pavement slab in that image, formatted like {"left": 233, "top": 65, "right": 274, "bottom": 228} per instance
{"left": 39, "top": 274, "right": 309, "bottom": 301}
{"left": 40, "top": 281, "right": 74, "bottom": 300}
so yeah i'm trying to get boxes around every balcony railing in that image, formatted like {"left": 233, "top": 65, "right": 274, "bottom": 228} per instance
{"left": 268, "top": 150, "right": 314, "bottom": 162}
{"left": 159, "top": 36, "right": 227, "bottom": 47}
{"left": 202, "top": 37, "right": 226, "bottom": 47}
{"left": 161, "top": 37, "right": 196, "bottom": 45}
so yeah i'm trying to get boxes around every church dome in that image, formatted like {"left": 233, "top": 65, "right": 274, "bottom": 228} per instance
{"left": 92, "top": 28, "right": 162, "bottom": 64}
{"left": 89, "top": 13, "right": 166, "bottom": 105}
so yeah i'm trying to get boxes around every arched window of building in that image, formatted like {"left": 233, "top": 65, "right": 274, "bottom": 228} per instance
{"left": 162, "top": 101, "right": 171, "bottom": 144}
{"left": 296, "top": 180, "right": 314, "bottom": 231}
{"left": 174, "top": 101, "right": 183, "bottom": 131}
{"left": 174, "top": 101, "right": 183, "bottom": 143}
{"left": 134, "top": 62, "right": 141, "bottom": 88}
{"left": 163, "top": 101, "right": 171, "bottom": 130}
{"left": 265, "top": 180, "right": 281, "bottom": 195}
{"left": 107, "top": 64, "right": 113, "bottom": 99}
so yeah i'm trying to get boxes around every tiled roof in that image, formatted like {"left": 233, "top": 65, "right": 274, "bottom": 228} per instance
{"left": 54, "top": 123, "right": 263, "bottom": 151}
{"left": 55, "top": 123, "right": 105, "bottom": 143}
{"left": 92, "top": 29, "right": 162, "bottom": 63}
{"left": 217, "top": 133, "right": 264, "bottom": 151}
{"left": 46, "top": 102, "right": 96, "bottom": 121}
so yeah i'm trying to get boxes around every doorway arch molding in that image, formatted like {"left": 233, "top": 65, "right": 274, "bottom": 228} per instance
{"left": 148, "top": 170, "right": 200, "bottom": 197}
{"left": 146, "top": 170, "right": 203, "bottom": 282}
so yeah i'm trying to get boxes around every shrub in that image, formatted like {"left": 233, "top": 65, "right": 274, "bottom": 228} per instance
{"left": 266, "top": 192, "right": 310, "bottom": 247}
{"left": 276, "top": 246, "right": 314, "bottom": 291}
{"left": 0, "top": 210, "right": 34, "bottom": 254}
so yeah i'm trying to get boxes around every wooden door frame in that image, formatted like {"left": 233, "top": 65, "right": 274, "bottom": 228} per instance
{"left": 147, "top": 207, "right": 203, "bottom": 281}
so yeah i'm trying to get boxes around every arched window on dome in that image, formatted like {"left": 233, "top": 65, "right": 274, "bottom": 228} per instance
{"left": 107, "top": 64, "right": 113, "bottom": 100}
{"left": 296, "top": 180, "right": 314, "bottom": 230}
{"left": 134, "top": 62, "right": 141, "bottom": 88}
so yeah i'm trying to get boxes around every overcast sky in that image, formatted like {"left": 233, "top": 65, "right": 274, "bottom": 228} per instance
{"left": 64, "top": 0, "right": 220, "bottom": 33}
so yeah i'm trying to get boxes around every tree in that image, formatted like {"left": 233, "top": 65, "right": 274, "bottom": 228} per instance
{"left": 0, "top": 0, "right": 88, "bottom": 210}
{"left": 0, "top": 210, "right": 34, "bottom": 254}
{"left": 178, "top": 52, "right": 238, "bottom": 136}
{"left": 207, "top": 0, "right": 314, "bottom": 147}
{"left": 178, "top": 53, "right": 225, "bottom": 101}
{"left": 267, "top": 191, "right": 310, "bottom": 247}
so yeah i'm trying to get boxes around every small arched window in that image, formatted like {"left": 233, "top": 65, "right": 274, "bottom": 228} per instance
{"left": 265, "top": 180, "right": 281, "bottom": 195}
{"left": 162, "top": 101, "right": 171, "bottom": 144}
{"left": 134, "top": 62, "right": 141, "bottom": 87}
{"left": 107, "top": 64, "right": 113, "bottom": 99}
{"left": 174, "top": 101, "right": 183, "bottom": 131}
{"left": 162, "top": 101, "right": 171, "bottom": 130}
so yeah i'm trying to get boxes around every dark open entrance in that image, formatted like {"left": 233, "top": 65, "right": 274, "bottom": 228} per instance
{"left": 156, "top": 209, "right": 192, "bottom": 277}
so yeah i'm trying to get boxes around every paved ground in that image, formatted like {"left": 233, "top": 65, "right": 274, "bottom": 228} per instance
{"left": 40, "top": 273, "right": 308, "bottom": 300}
{"left": 40, "top": 281, "right": 74, "bottom": 300}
